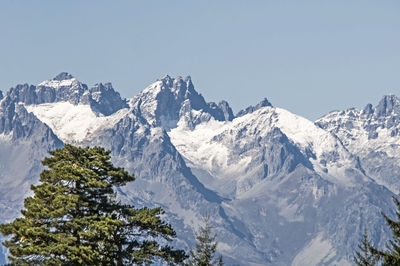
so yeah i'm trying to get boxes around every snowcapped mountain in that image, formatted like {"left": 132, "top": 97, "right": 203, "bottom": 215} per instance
{"left": 130, "top": 75, "right": 233, "bottom": 130}
{"left": 0, "top": 73, "right": 398, "bottom": 265}
{"left": 317, "top": 95, "right": 400, "bottom": 194}
{"left": 170, "top": 105, "right": 368, "bottom": 196}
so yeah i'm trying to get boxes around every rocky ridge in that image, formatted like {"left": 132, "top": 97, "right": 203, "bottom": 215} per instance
{"left": 317, "top": 94, "right": 400, "bottom": 194}
{"left": 0, "top": 73, "right": 398, "bottom": 265}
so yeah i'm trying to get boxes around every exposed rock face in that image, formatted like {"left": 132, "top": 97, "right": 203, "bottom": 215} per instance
{"left": 85, "top": 82, "right": 128, "bottom": 115}
{"left": 6, "top": 73, "right": 127, "bottom": 116}
{"left": 374, "top": 95, "right": 400, "bottom": 117}
{"left": 316, "top": 95, "right": 400, "bottom": 193}
{"left": 53, "top": 72, "right": 74, "bottom": 81}
{"left": 236, "top": 97, "right": 272, "bottom": 117}
{"left": 0, "top": 95, "right": 62, "bottom": 143}
{"left": 0, "top": 74, "right": 399, "bottom": 265}
{"left": 131, "top": 75, "right": 234, "bottom": 130}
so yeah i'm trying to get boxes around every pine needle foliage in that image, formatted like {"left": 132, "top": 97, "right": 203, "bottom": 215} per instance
{"left": 354, "top": 195, "right": 400, "bottom": 266}
{"left": 354, "top": 229, "right": 379, "bottom": 266}
{"left": 188, "top": 216, "right": 223, "bottom": 266}
{"left": 0, "top": 144, "right": 186, "bottom": 265}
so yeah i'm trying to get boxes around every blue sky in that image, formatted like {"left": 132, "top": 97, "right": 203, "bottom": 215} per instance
{"left": 1, "top": 1, "right": 399, "bottom": 120}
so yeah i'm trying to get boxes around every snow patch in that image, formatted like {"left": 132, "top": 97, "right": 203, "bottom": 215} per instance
{"left": 0, "top": 133, "right": 12, "bottom": 141}
{"left": 169, "top": 106, "right": 361, "bottom": 197}
{"left": 38, "top": 78, "right": 78, "bottom": 89}
{"left": 169, "top": 116, "right": 253, "bottom": 196}
{"left": 25, "top": 102, "right": 129, "bottom": 143}
{"left": 292, "top": 234, "right": 351, "bottom": 266}
{"left": 277, "top": 199, "right": 304, "bottom": 222}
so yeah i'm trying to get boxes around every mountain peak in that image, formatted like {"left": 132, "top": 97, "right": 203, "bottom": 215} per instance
{"left": 158, "top": 75, "right": 173, "bottom": 87}
{"left": 375, "top": 94, "right": 400, "bottom": 117}
{"left": 87, "top": 82, "right": 128, "bottom": 116}
{"left": 362, "top": 103, "right": 373, "bottom": 116}
{"left": 133, "top": 75, "right": 237, "bottom": 129}
{"left": 157, "top": 75, "right": 193, "bottom": 91}
{"left": 236, "top": 97, "right": 273, "bottom": 117}
{"left": 53, "top": 72, "right": 74, "bottom": 81}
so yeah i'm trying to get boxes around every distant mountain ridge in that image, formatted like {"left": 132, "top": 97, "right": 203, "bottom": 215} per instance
{"left": 0, "top": 73, "right": 399, "bottom": 265}
{"left": 317, "top": 94, "right": 400, "bottom": 194}
{"left": 6, "top": 72, "right": 127, "bottom": 116}
{"left": 131, "top": 75, "right": 234, "bottom": 130}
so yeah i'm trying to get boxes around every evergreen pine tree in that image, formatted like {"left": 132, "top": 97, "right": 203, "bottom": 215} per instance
{"left": 188, "top": 216, "right": 223, "bottom": 266}
{"left": 374, "top": 195, "right": 400, "bottom": 265}
{"left": 354, "top": 229, "right": 378, "bottom": 266}
{"left": 354, "top": 195, "right": 400, "bottom": 266}
{"left": 0, "top": 144, "right": 186, "bottom": 265}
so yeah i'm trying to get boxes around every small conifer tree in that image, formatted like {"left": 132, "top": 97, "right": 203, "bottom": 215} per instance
{"left": 188, "top": 216, "right": 223, "bottom": 266}
{"left": 0, "top": 144, "right": 186, "bottom": 265}
{"left": 354, "top": 229, "right": 378, "bottom": 266}
{"left": 354, "top": 195, "right": 400, "bottom": 265}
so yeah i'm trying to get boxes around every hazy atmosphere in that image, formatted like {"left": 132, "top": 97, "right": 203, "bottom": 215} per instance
{"left": 1, "top": 0, "right": 399, "bottom": 119}
{"left": 3, "top": 2, "right": 400, "bottom": 265}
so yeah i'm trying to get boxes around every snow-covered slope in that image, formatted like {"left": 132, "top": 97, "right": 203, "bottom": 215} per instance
{"left": 170, "top": 105, "right": 366, "bottom": 196}
{"left": 0, "top": 73, "right": 398, "bottom": 265}
{"left": 25, "top": 102, "right": 130, "bottom": 143}
{"left": 167, "top": 94, "right": 393, "bottom": 265}
{"left": 317, "top": 95, "right": 400, "bottom": 193}
{"left": 38, "top": 74, "right": 81, "bottom": 90}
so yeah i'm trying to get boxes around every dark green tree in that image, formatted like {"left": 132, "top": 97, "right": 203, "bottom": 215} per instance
{"left": 188, "top": 216, "right": 223, "bottom": 266}
{"left": 354, "top": 195, "right": 400, "bottom": 266}
{"left": 0, "top": 144, "right": 186, "bottom": 265}
{"left": 354, "top": 229, "right": 379, "bottom": 266}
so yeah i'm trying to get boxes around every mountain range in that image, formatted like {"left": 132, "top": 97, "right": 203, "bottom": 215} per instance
{"left": 0, "top": 73, "right": 399, "bottom": 265}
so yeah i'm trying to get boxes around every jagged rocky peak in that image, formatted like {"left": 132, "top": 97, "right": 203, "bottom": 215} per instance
{"left": 52, "top": 72, "right": 74, "bottom": 81}
{"left": 89, "top": 82, "right": 116, "bottom": 98}
{"left": 0, "top": 90, "right": 3, "bottom": 101}
{"left": 170, "top": 76, "right": 234, "bottom": 121}
{"left": 4, "top": 72, "right": 85, "bottom": 105}
{"left": 318, "top": 94, "right": 400, "bottom": 123}
{"left": 86, "top": 82, "right": 128, "bottom": 116}
{"left": 4, "top": 73, "right": 127, "bottom": 116}
{"left": 134, "top": 75, "right": 234, "bottom": 129}
{"left": 7, "top": 83, "right": 38, "bottom": 105}
{"left": 0, "top": 94, "right": 61, "bottom": 143}
{"left": 206, "top": 100, "right": 234, "bottom": 122}
{"left": 35, "top": 73, "right": 87, "bottom": 105}
{"left": 362, "top": 103, "right": 373, "bottom": 116}
{"left": 157, "top": 75, "right": 201, "bottom": 104}
{"left": 374, "top": 94, "right": 400, "bottom": 117}
{"left": 172, "top": 75, "right": 197, "bottom": 97}
{"left": 218, "top": 100, "right": 234, "bottom": 121}
{"left": 0, "top": 95, "right": 29, "bottom": 136}
{"left": 159, "top": 74, "right": 173, "bottom": 86}
{"left": 236, "top": 97, "right": 273, "bottom": 117}
{"left": 38, "top": 72, "right": 82, "bottom": 89}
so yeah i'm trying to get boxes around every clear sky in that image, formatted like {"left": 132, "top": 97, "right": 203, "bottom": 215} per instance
{"left": 1, "top": 1, "right": 399, "bottom": 120}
